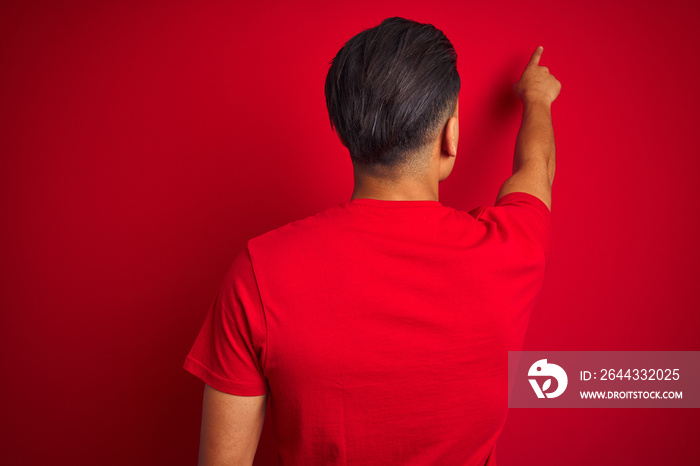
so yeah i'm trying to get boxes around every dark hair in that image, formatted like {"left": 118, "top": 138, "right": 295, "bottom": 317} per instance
{"left": 325, "top": 17, "right": 460, "bottom": 171}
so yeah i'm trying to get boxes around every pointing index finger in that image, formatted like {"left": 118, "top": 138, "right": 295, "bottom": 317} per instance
{"left": 529, "top": 46, "right": 543, "bottom": 66}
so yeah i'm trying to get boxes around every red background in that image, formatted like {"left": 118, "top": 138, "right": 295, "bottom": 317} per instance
{"left": 1, "top": 1, "right": 698, "bottom": 464}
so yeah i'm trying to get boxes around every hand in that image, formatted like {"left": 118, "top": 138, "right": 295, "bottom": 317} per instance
{"left": 512, "top": 46, "right": 561, "bottom": 106}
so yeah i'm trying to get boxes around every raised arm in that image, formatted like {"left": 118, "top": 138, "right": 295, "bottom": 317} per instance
{"left": 497, "top": 46, "right": 561, "bottom": 210}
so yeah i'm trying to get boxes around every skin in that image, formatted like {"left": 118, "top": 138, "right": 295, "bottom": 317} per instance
{"left": 350, "top": 100, "right": 459, "bottom": 202}
{"left": 352, "top": 45, "right": 561, "bottom": 210}
{"left": 197, "top": 384, "right": 267, "bottom": 466}
{"left": 499, "top": 45, "right": 561, "bottom": 210}
{"left": 196, "top": 46, "right": 561, "bottom": 466}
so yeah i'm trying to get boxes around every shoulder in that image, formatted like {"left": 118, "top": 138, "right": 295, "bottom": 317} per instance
{"left": 476, "top": 192, "right": 551, "bottom": 223}
{"left": 471, "top": 191, "right": 552, "bottom": 260}
{"left": 246, "top": 202, "right": 349, "bottom": 256}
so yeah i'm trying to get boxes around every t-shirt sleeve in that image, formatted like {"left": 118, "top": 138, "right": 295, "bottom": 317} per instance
{"left": 183, "top": 245, "right": 269, "bottom": 396}
{"left": 468, "top": 192, "right": 552, "bottom": 350}
{"left": 468, "top": 191, "right": 552, "bottom": 262}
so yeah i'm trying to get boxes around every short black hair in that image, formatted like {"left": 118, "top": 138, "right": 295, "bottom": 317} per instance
{"left": 325, "top": 17, "right": 460, "bottom": 172}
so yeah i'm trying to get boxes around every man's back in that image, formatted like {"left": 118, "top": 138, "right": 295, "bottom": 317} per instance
{"left": 186, "top": 16, "right": 561, "bottom": 465}
{"left": 185, "top": 191, "right": 551, "bottom": 464}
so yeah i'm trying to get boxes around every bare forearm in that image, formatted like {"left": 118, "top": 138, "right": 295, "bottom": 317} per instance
{"left": 513, "top": 99, "right": 556, "bottom": 184}
{"left": 499, "top": 46, "right": 560, "bottom": 209}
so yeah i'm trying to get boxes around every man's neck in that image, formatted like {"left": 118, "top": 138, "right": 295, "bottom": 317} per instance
{"left": 350, "top": 167, "right": 439, "bottom": 201}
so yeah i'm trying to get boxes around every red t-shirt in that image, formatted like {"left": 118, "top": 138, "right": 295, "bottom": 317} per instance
{"left": 184, "top": 191, "right": 551, "bottom": 465}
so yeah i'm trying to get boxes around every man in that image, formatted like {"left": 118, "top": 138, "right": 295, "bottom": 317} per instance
{"left": 184, "top": 16, "right": 561, "bottom": 465}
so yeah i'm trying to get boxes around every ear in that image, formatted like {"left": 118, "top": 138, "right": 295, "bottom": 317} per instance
{"left": 441, "top": 115, "right": 458, "bottom": 157}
